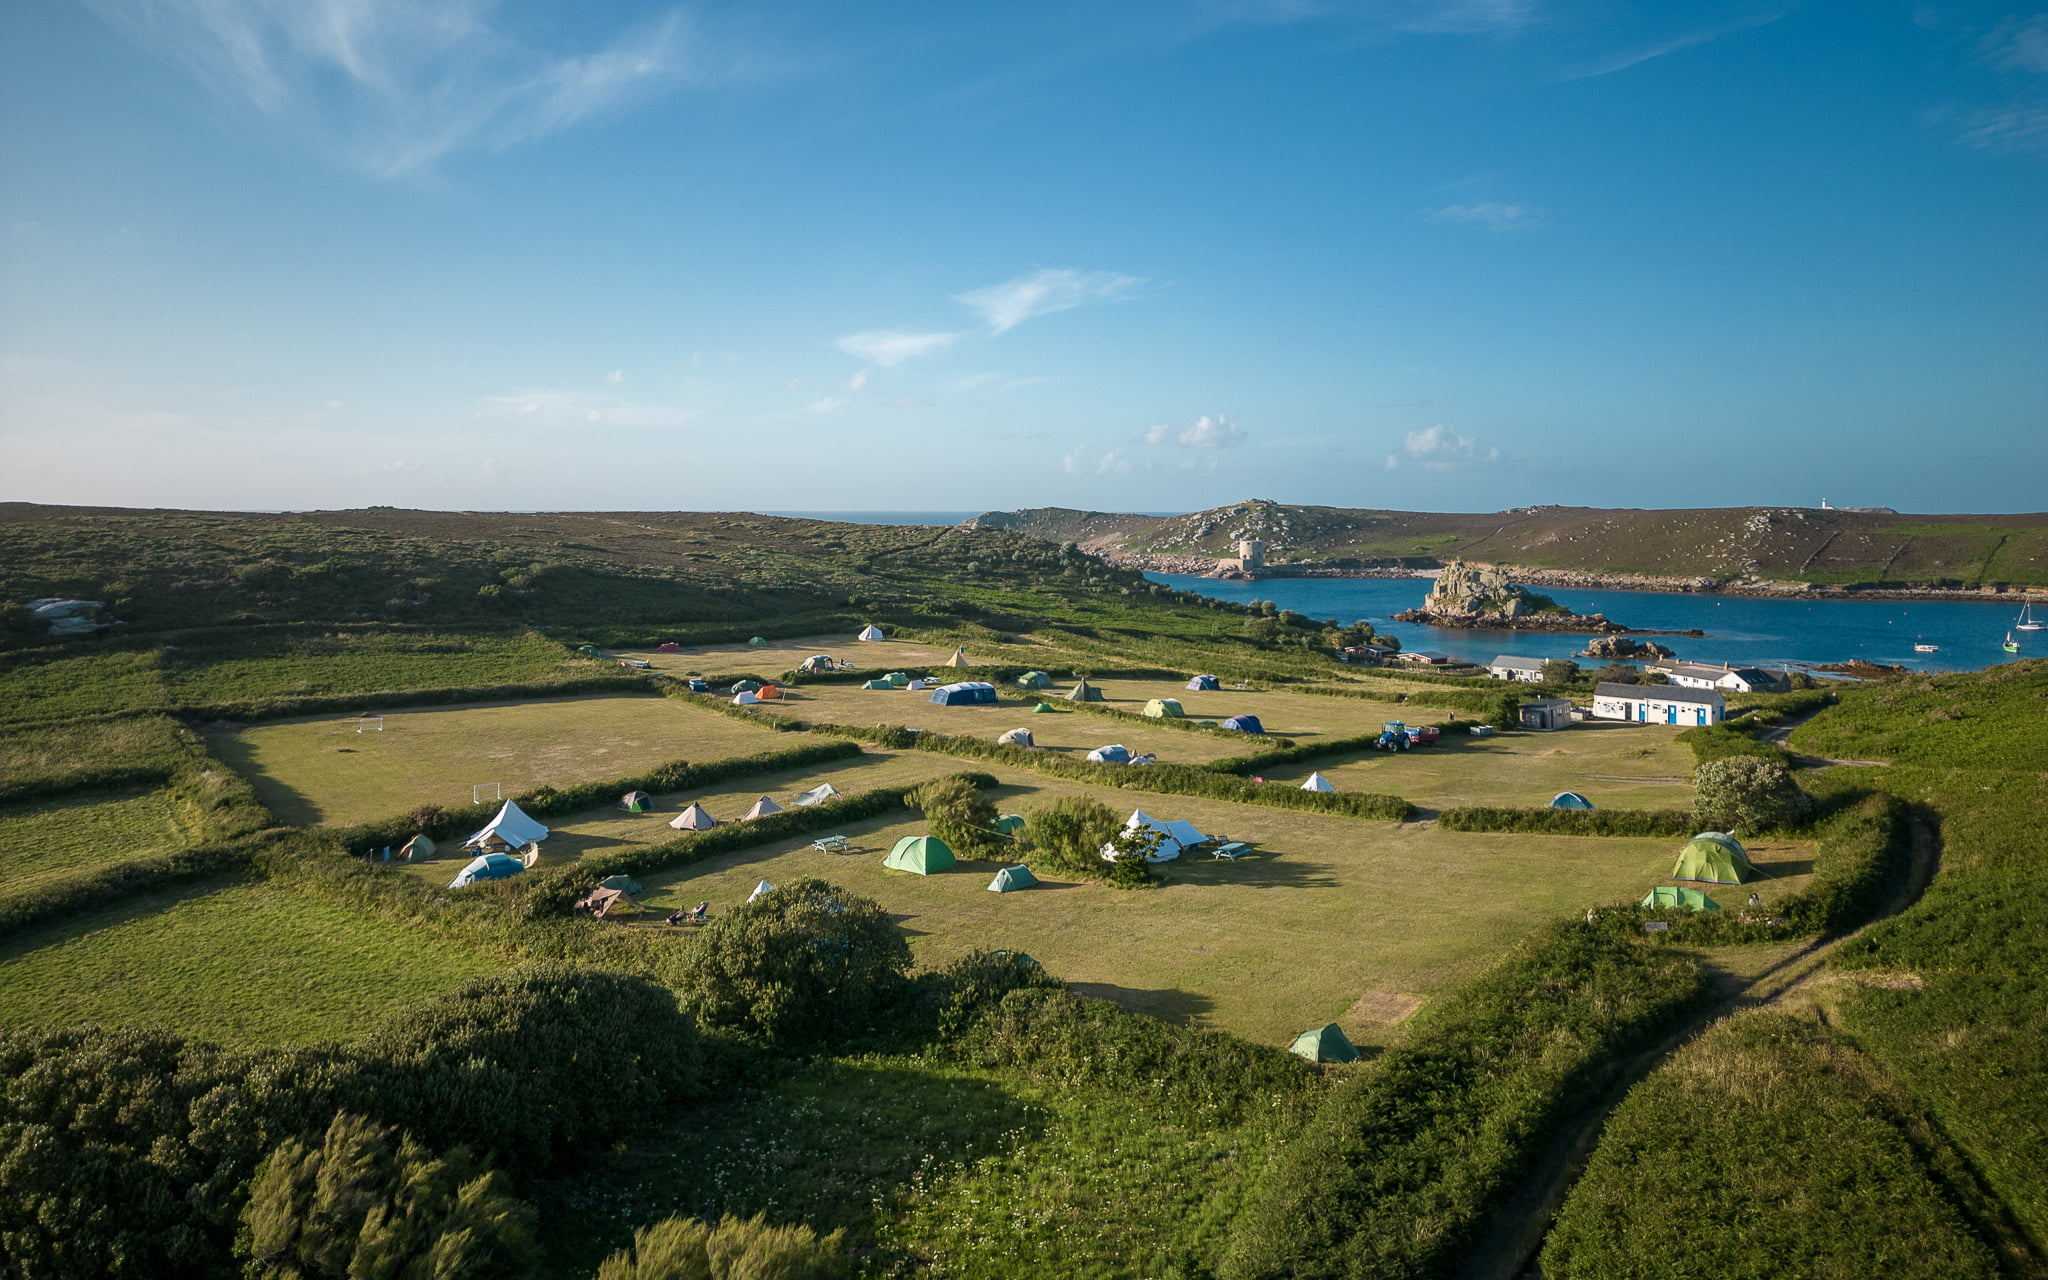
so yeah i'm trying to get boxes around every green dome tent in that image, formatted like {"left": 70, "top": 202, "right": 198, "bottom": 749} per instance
{"left": 988, "top": 865, "right": 1039, "bottom": 892}
{"left": 1016, "top": 671, "right": 1052, "bottom": 689}
{"left": 1288, "top": 1023, "right": 1361, "bottom": 1064}
{"left": 575, "top": 644, "right": 604, "bottom": 657}
{"left": 1032, "top": 701, "right": 1057, "bottom": 713}
{"left": 1143, "top": 698, "right": 1186, "bottom": 718}
{"left": 621, "top": 791, "right": 652, "bottom": 813}
{"left": 862, "top": 678, "right": 893, "bottom": 690}
{"left": 994, "top": 814, "right": 1027, "bottom": 836}
{"left": 885, "top": 835, "right": 956, "bottom": 875}
{"left": 399, "top": 834, "right": 436, "bottom": 862}
{"left": 748, "top": 636, "right": 768, "bottom": 647}
{"left": 1065, "top": 678, "right": 1103, "bottom": 703}
{"left": 1641, "top": 885, "right": 1722, "bottom": 912}
{"left": 885, "top": 672, "right": 911, "bottom": 688}
{"left": 1672, "top": 833, "right": 1755, "bottom": 884}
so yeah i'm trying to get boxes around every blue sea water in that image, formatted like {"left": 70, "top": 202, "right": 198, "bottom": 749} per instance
{"left": 1146, "top": 573, "right": 2037, "bottom": 674}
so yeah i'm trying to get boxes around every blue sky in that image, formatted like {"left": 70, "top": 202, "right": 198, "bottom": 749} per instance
{"left": 2, "top": 1, "right": 2043, "bottom": 515}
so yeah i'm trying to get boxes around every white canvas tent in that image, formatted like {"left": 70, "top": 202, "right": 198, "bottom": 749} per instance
{"left": 743, "top": 795, "right": 782, "bottom": 820}
{"left": 1300, "top": 772, "right": 1336, "bottom": 792}
{"left": 669, "top": 802, "right": 717, "bottom": 831}
{"left": 747, "top": 879, "right": 775, "bottom": 902}
{"left": 732, "top": 690, "right": 759, "bottom": 705}
{"left": 858, "top": 625, "right": 885, "bottom": 641}
{"left": 792, "top": 783, "right": 841, "bottom": 807}
{"left": 464, "top": 800, "right": 550, "bottom": 850}
{"left": 1101, "top": 808, "right": 1205, "bottom": 863}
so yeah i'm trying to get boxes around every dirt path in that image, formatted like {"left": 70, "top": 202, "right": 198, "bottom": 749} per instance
{"left": 1761, "top": 708, "right": 1891, "bottom": 769}
{"left": 1451, "top": 813, "right": 1944, "bottom": 1280}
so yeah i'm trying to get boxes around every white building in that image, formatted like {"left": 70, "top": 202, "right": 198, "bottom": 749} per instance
{"left": 1649, "top": 661, "right": 1791, "bottom": 694}
{"left": 1489, "top": 654, "right": 1548, "bottom": 683}
{"left": 1591, "top": 682, "right": 1725, "bottom": 726}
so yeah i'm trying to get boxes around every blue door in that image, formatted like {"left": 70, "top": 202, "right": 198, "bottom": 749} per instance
{"left": 1696, "top": 708, "right": 1708, "bottom": 726}
{"left": 1666, "top": 705, "right": 1679, "bottom": 725}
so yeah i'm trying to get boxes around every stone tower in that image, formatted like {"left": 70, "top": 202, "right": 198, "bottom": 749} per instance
{"left": 1236, "top": 539, "right": 1266, "bottom": 570}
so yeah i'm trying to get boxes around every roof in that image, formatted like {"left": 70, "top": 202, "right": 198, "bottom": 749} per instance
{"left": 1594, "top": 682, "right": 1725, "bottom": 705}
{"left": 1489, "top": 654, "right": 1547, "bottom": 671}
{"left": 1660, "top": 662, "right": 1729, "bottom": 679}
{"left": 1727, "top": 667, "right": 1780, "bottom": 682}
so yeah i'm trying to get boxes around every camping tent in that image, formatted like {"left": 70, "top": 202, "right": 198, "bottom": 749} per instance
{"left": 1186, "top": 674, "right": 1220, "bottom": 691}
{"left": 656, "top": 642, "right": 682, "bottom": 653}
{"left": 576, "top": 886, "right": 641, "bottom": 919}
{"left": 670, "top": 803, "right": 717, "bottom": 831}
{"left": 757, "top": 684, "right": 783, "bottom": 700}
{"left": 1672, "top": 833, "right": 1755, "bottom": 884}
{"left": 1550, "top": 792, "right": 1596, "bottom": 810}
{"left": 944, "top": 647, "right": 972, "bottom": 668}
{"left": 1086, "top": 744, "right": 1132, "bottom": 764}
{"left": 1288, "top": 1024, "right": 1362, "bottom": 1064}
{"left": 464, "top": 801, "right": 549, "bottom": 851}
{"left": 1017, "top": 671, "right": 1051, "bottom": 689}
{"left": 858, "top": 625, "right": 885, "bottom": 641}
{"left": 598, "top": 874, "right": 644, "bottom": 894}
{"left": 792, "top": 783, "right": 842, "bottom": 808}
{"left": 733, "top": 680, "right": 763, "bottom": 693}
{"left": 1102, "top": 809, "right": 1202, "bottom": 862}
{"left": 929, "top": 681, "right": 999, "bottom": 706}
{"left": 996, "top": 727, "right": 1035, "bottom": 747}
{"left": 1300, "top": 772, "right": 1336, "bottom": 792}
{"left": 1143, "top": 698, "right": 1186, "bottom": 719}
{"left": 731, "top": 691, "right": 759, "bottom": 705}
{"left": 884, "top": 672, "right": 910, "bottom": 687}
{"left": 906, "top": 679, "right": 926, "bottom": 691}
{"left": 747, "top": 880, "right": 775, "bottom": 902}
{"left": 621, "top": 791, "right": 652, "bottom": 813}
{"left": 1065, "top": 678, "right": 1104, "bottom": 702}
{"left": 1221, "top": 714, "right": 1264, "bottom": 734}
{"left": 399, "top": 834, "right": 436, "bottom": 863}
{"left": 994, "top": 814, "right": 1026, "bottom": 836}
{"left": 1641, "top": 885, "right": 1722, "bottom": 912}
{"left": 743, "top": 795, "right": 783, "bottom": 820}
{"left": 988, "top": 865, "right": 1039, "bottom": 892}
{"left": 576, "top": 643, "right": 605, "bottom": 657}
{"left": 449, "top": 853, "right": 524, "bottom": 889}
{"left": 801, "top": 655, "right": 835, "bottom": 673}
{"left": 885, "top": 835, "right": 956, "bottom": 875}
{"left": 862, "top": 678, "right": 893, "bottom": 690}
{"left": 748, "top": 636, "right": 768, "bottom": 647}
{"left": 1032, "top": 701, "right": 1056, "bottom": 714}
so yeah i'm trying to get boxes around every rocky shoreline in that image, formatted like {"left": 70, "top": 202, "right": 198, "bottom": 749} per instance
{"left": 1390, "top": 608, "right": 1704, "bottom": 638}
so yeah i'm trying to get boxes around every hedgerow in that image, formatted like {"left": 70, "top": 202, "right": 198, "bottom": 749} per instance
{"left": 1436, "top": 807, "right": 1696, "bottom": 837}
{"left": 1677, "top": 721, "right": 1795, "bottom": 766}
{"left": 1219, "top": 919, "right": 1709, "bottom": 1280}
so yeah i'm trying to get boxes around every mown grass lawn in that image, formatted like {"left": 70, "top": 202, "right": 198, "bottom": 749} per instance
{"left": 0, "top": 877, "right": 502, "bottom": 1044}
{"left": 0, "top": 788, "right": 195, "bottom": 896}
{"left": 614, "top": 633, "right": 1047, "bottom": 674}
{"left": 211, "top": 693, "right": 790, "bottom": 825}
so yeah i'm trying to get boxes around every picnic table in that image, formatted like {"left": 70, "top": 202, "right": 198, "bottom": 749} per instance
{"left": 1210, "top": 842, "right": 1252, "bottom": 860}
{"left": 811, "top": 835, "right": 851, "bottom": 854}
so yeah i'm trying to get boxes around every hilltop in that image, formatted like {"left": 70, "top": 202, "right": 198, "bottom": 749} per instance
{"left": 966, "top": 499, "right": 2048, "bottom": 591}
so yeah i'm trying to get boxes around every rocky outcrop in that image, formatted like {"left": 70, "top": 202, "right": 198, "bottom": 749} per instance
{"left": 1580, "top": 635, "right": 1677, "bottom": 660}
{"left": 1393, "top": 561, "right": 1704, "bottom": 636}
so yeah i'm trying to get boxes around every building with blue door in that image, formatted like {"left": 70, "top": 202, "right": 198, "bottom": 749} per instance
{"left": 1589, "top": 683, "right": 1724, "bottom": 726}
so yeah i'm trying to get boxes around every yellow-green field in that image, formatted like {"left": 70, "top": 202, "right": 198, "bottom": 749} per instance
{"left": 613, "top": 633, "right": 1047, "bottom": 674}
{"left": 0, "top": 878, "right": 503, "bottom": 1044}
{"left": 209, "top": 693, "right": 788, "bottom": 825}
{"left": 0, "top": 788, "right": 197, "bottom": 896}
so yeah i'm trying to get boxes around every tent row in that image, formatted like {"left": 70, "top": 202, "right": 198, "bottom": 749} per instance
{"left": 1636, "top": 831, "right": 1761, "bottom": 916}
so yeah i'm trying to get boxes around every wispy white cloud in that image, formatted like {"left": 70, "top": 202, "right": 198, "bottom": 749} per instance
{"left": 86, "top": 0, "right": 711, "bottom": 177}
{"left": 834, "top": 329, "right": 957, "bottom": 366}
{"left": 1385, "top": 423, "right": 1501, "bottom": 470}
{"left": 954, "top": 268, "right": 1145, "bottom": 334}
{"left": 1564, "top": 11, "right": 1783, "bottom": 81}
{"left": 847, "top": 368, "right": 869, "bottom": 392}
{"left": 1430, "top": 201, "right": 1540, "bottom": 228}
{"left": 607, "top": 369, "right": 624, "bottom": 384}
{"left": 805, "top": 396, "right": 845, "bottom": 414}
{"left": 948, "top": 371, "right": 1052, "bottom": 393}
{"left": 476, "top": 387, "right": 693, "bottom": 428}
{"left": 1987, "top": 14, "right": 2048, "bottom": 73}
{"left": 1096, "top": 447, "right": 1134, "bottom": 475}
{"left": 1062, "top": 445, "right": 1088, "bottom": 475}
{"left": 1144, "top": 414, "right": 1245, "bottom": 448}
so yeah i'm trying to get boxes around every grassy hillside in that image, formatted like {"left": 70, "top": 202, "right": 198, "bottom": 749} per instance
{"left": 971, "top": 498, "right": 2048, "bottom": 588}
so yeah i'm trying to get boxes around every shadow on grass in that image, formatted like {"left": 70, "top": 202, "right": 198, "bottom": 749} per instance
{"left": 535, "top": 1057, "right": 1038, "bottom": 1276}
{"left": 206, "top": 733, "right": 322, "bottom": 826}
{"left": 1067, "top": 982, "right": 1216, "bottom": 1025}
{"left": 1164, "top": 853, "right": 1342, "bottom": 891}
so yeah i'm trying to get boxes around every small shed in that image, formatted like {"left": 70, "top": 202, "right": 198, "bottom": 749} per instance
{"left": 1520, "top": 698, "right": 1575, "bottom": 732}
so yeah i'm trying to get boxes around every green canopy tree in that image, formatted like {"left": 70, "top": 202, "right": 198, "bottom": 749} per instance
{"left": 907, "top": 775, "right": 1002, "bottom": 856}
{"left": 1693, "top": 757, "right": 1813, "bottom": 833}
{"left": 1026, "top": 795, "right": 1121, "bottom": 878}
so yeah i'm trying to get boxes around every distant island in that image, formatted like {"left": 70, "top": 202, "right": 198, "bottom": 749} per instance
{"left": 1390, "top": 560, "right": 1704, "bottom": 638}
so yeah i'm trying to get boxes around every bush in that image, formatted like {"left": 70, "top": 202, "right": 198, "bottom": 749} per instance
{"left": 1025, "top": 795, "right": 1121, "bottom": 879}
{"left": 595, "top": 1213, "right": 850, "bottom": 1280}
{"left": 928, "top": 949, "right": 1068, "bottom": 1041}
{"left": 1677, "top": 721, "right": 1793, "bottom": 767}
{"left": 676, "top": 878, "right": 913, "bottom": 1045}
{"left": 1436, "top": 807, "right": 1696, "bottom": 837}
{"left": 239, "top": 1112, "right": 538, "bottom": 1280}
{"left": 1692, "top": 756, "right": 1812, "bottom": 834}
{"left": 907, "top": 775, "right": 1003, "bottom": 857}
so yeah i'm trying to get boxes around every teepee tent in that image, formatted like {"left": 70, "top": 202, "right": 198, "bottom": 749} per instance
{"left": 1222, "top": 715, "right": 1264, "bottom": 734}
{"left": 464, "top": 800, "right": 549, "bottom": 851}
{"left": 996, "top": 727, "right": 1035, "bottom": 747}
{"left": 885, "top": 835, "right": 956, "bottom": 875}
{"left": 792, "top": 783, "right": 842, "bottom": 807}
{"left": 1300, "top": 772, "right": 1336, "bottom": 793}
{"left": 449, "top": 853, "right": 524, "bottom": 889}
{"left": 399, "top": 834, "right": 436, "bottom": 862}
{"left": 858, "top": 624, "right": 885, "bottom": 641}
{"left": 988, "top": 865, "right": 1039, "bottom": 892}
{"left": 747, "top": 880, "right": 775, "bottom": 902}
{"left": 1672, "top": 833, "right": 1755, "bottom": 884}
{"left": 1289, "top": 1024, "right": 1361, "bottom": 1064}
{"left": 670, "top": 803, "right": 717, "bottom": 830}
{"left": 1143, "top": 698, "right": 1186, "bottom": 718}
{"left": 1641, "top": 885, "right": 1722, "bottom": 912}
{"left": 1065, "top": 678, "right": 1104, "bottom": 702}
{"left": 1550, "top": 792, "right": 1596, "bottom": 809}
{"left": 743, "top": 795, "right": 783, "bottom": 820}
{"left": 621, "top": 791, "right": 652, "bottom": 813}
{"left": 1186, "top": 674, "right": 1221, "bottom": 691}
{"left": 944, "top": 647, "right": 972, "bottom": 668}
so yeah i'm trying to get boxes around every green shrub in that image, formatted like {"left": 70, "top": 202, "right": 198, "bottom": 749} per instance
{"left": 1677, "top": 721, "right": 1793, "bottom": 767}
{"left": 907, "top": 774, "right": 1003, "bottom": 857}
{"left": 927, "top": 949, "right": 1069, "bottom": 1041}
{"left": 1025, "top": 794, "right": 1121, "bottom": 880}
{"left": 239, "top": 1112, "right": 538, "bottom": 1280}
{"left": 1691, "top": 756, "right": 1813, "bottom": 834}
{"left": 1435, "top": 807, "right": 1696, "bottom": 837}
{"left": 676, "top": 878, "right": 913, "bottom": 1045}
{"left": 595, "top": 1212, "right": 850, "bottom": 1280}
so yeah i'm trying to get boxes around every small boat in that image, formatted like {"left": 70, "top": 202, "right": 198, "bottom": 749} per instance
{"left": 2018, "top": 602, "right": 2043, "bottom": 632}
{"left": 1913, "top": 643, "right": 1938, "bottom": 653}
{"left": 2004, "top": 632, "right": 2021, "bottom": 654}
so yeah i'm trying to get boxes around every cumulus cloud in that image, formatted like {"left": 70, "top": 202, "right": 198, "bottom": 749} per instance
{"left": 1096, "top": 447, "right": 1134, "bottom": 475}
{"left": 834, "top": 329, "right": 957, "bottom": 366}
{"left": 954, "top": 268, "right": 1145, "bottom": 334}
{"left": 607, "top": 369, "right": 624, "bottom": 383}
{"left": 1062, "top": 445, "right": 1088, "bottom": 475}
{"left": 1430, "top": 202, "right": 1540, "bottom": 229}
{"left": 1386, "top": 423, "right": 1502, "bottom": 470}
{"left": 1144, "top": 414, "right": 1245, "bottom": 448}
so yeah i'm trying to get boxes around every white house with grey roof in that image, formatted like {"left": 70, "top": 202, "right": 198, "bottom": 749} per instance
{"left": 1591, "top": 682, "right": 1725, "bottom": 726}
{"left": 1488, "top": 654, "right": 1548, "bottom": 683}
{"left": 1647, "top": 660, "right": 1792, "bottom": 694}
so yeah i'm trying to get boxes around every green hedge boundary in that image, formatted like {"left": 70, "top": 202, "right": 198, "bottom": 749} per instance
{"left": 1438, "top": 807, "right": 1698, "bottom": 837}
{"left": 0, "top": 836, "right": 266, "bottom": 942}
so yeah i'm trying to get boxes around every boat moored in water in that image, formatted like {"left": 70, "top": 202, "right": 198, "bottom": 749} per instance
{"left": 1914, "top": 643, "right": 1939, "bottom": 653}
{"left": 2018, "top": 602, "right": 2043, "bottom": 632}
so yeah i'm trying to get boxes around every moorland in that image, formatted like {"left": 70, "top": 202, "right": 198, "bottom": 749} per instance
{"left": 0, "top": 502, "right": 2042, "bottom": 1279}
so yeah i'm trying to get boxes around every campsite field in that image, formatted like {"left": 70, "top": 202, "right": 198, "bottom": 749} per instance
{"left": 608, "top": 765, "right": 1813, "bottom": 1047}
{"left": 0, "top": 877, "right": 503, "bottom": 1044}
{"left": 612, "top": 633, "right": 1050, "bottom": 675}
{"left": 0, "top": 788, "right": 195, "bottom": 896}
{"left": 210, "top": 693, "right": 790, "bottom": 825}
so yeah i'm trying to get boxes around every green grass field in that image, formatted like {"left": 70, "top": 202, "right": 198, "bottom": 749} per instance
{"left": 210, "top": 693, "right": 791, "bottom": 825}
{"left": 0, "top": 877, "right": 502, "bottom": 1044}
{"left": 0, "top": 788, "right": 196, "bottom": 896}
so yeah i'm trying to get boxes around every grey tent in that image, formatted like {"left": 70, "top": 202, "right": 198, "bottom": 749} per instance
{"left": 996, "top": 727, "right": 1035, "bottom": 747}
{"left": 792, "top": 783, "right": 842, "bottom": 807}
{"left": 621, "top": 791, "right": 652, "bottom": 813}
{"left": 1016, "top": 671, "right": 1052, "bottom": 689}
{"left": 598, "top": 874, "right": 645, "bottom": 894}
{"left": 988, "top": 865, "right": 1040, "bottom": 892}
{"left": 743, "top": 795, "right": 783, "bottom": 820}
{"left": 399, "top": 834, "right": 436, "bottom": 862}
{"left": 1065, "top": 678, "right": 1104, "bottom": 703}
{"left": 669, "top": 803, "right": 717, "bottom": 831}
{"left": 1289, "top": 1023, "right": 1361, "bottom": 1064}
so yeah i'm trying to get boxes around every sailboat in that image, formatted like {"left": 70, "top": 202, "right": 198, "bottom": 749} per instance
{"left": 2004, "top": 632, "right": 2021, "bottom": 654}
{"left": 2017, "top": 602, "right": 2043, "bottom": 632}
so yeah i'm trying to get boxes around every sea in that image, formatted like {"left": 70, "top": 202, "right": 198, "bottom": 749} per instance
{"left": 1145, "top": 573, "right": 2037, "bottom": 674}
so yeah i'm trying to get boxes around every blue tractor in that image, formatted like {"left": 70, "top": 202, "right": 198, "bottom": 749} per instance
{"left": 1373, "top": 721, "right": 1412, "bottom": 751}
